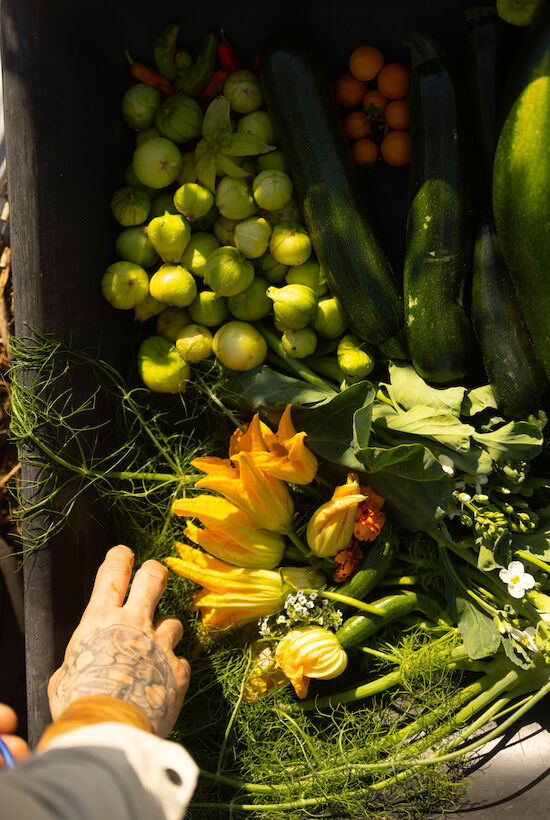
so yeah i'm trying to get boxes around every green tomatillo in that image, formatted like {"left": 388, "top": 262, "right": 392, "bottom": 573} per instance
{"left": 138, "top": 336, "right": 190, "bottom": 394}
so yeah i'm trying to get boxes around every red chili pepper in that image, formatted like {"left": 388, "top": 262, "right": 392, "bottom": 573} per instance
{"left": 125, "top": 51, "right": 176, "bottom": 99}
{"left": 197, "top": 69, "right": 229, "bottom": 102}
{"left": 217, "top": 30, "right": 241, "bottom": 73}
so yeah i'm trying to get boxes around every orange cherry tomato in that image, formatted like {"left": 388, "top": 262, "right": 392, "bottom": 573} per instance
{"left": 352, "top": 138, "right": 379, "bottom": 166}
{"left": 377, "top": 62, "right": 411, "bottom": 99}
{"left": 381, "top": 130, "right": 411, "bottom": 167}
{"left": 349, "top": 44, "right": 385, "bottom": 82}
{"left": 385, "top": 99, "right": 409, "bottom": 130}
{"left": 334, "top": 72, "right": 367, "bottom": 107}
{"left": 344, "top": 110, "right": 372, "bottom": 140}
{"left": 362, "top": 89, "right": 388, "bottom": 113}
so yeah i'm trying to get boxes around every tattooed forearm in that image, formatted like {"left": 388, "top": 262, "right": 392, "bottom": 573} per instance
{"left": 53, "top": 625, "right": 179, "bottom": 733}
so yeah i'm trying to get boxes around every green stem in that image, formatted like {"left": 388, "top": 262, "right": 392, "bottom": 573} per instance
{"left": 216, "top": 650, "right": 251, "bottom": 775}
{"left": 440, "top": 545, "right": 500, "bottom": 618}
{"left": 515, "top": 549, "right": 550, "bottom": 575}
{"left": 320, "top": 588, "right": 386, "bottom": 615}
{"left": 258, "top": 324, "right": 338, "bottom": 395}
{"left": 282, "top": 525, "right": 310, "bottom": 557}
{"left": 359, "top": 645, "right": 400, "bottom": 663}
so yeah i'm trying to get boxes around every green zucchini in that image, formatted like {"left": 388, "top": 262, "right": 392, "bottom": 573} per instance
{"left": 493, "top": 3, "right": 550, "bottom": 386}
{"left": 467, "top": 10, "right": 550, "bottom": 418}
{"left": 332, "top": 526, "right": 397, "bottom": 618}
{"left": 402, "top": 32, "right": 475, "bottom": 384}
{"left": 335, "top": 590, "right": 446, "bottom": 650}
{"left": 259, "top": 36, "right": 403, "bottom": 347}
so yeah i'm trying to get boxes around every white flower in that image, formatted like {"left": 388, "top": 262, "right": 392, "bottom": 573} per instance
{"left": 438, "top": 455, "right": 455, "bottom": 475}
{"left": 499, "top": 561, "right": 536, "bottom": 599}
{"left": 510, "top": 626, "right": 539, "bottom": 653}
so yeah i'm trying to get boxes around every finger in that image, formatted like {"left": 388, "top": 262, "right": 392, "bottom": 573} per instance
{"left": 124, "top": 559, "right": 168, "bottom": 621}
{"left": 0, "top": 704, "right": 18, "bottom": 734}
{"left": 154, "top": 615, "right": 184, "bottom": 650}
{"left": 83, "top": 545, "right": 135, "bottom": 615}
{"left": 0, "top": 734, "right": 29, "bottom": 763}
{"left": 177, "top": 656, "right": 191, "bottom": 699}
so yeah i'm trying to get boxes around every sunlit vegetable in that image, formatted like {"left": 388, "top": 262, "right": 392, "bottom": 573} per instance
{"left": 137, "top": 335, "right": 190, "bottom": 393}
{"left": 281, "top": 327, "right": 317, "bottom": 358}
{"left": 173, "top": 182, "right": 214, "bottom": 222}
{"left": 180, "top": 232, "right": 220, "bottom": 278}
{"left": 188, "top": 290, "right": 229, "bottom": 326}
{"left": 253, "top": 170, "right": 294, "bottom": 211}
{"left": 269, "top": 222, "right": 312, "bottom": 266}
{"left": 227, "top": 276, "right": 272, "bottom": 321}
{"left": 312, "top": 296, "right": 348, "bottom": 338}
{"left": 212, "top": 321, "right": 268, "bottom": 370}
{"left": 133, "top": 137, "right": 183, "bottom": 189}
{"left": 234, "top": 216, "right": 272, "bottom": 259}
{"left": 204, "top": 246, "right": 255, "bottom": 297}
{"left": 175, "top": 323, "right": 214, "bottom": 362}
{"left": 115, "top": 225, "right": 159, "bottom": 268}
{"left": 149, "top": 263, "right": 197, "bottom": 307}
{"left": 267, "top": 284, "right": 318, "bottom": 329}
{"left": 101, "top": 261, "right": 149, "bottom": 309}
{"left": 146, "top": 211, "right": 191, "bottom": 262}
{"left": 215, "top": 176, "right": 257, "bottom": 220}
{"left": 121, "top": 83, "right": 160, "bottom": 131}
{"left": 110, "top": 186, "right": 151, "bottom": 227}
{"left": 285, "top": 259, "right": 328, "bottom": 297}
{"left": 337, "top": 334, "right": 375, "bottom": 380}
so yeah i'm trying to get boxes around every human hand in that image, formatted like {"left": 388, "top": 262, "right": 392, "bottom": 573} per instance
{"left": 0, "top": 703, "right": 29, "bottom": 765}
{"left": 48, "top": 545, "right": 190, "bottom": 738}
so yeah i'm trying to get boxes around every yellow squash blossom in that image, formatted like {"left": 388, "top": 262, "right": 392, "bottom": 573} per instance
{"left": 306, "top": 473, "right": 369, "bottom": 557}
{"left": 275, "top": 625, "right": 348, "bottom": 698}
{"left": 192, "top": 450, "right": 294, "bottom": 532}
{"left": 183, "top": 519, "right": 285, "bottom": 569}
{"left": 229, "top": 405, "right": 318, "bottom": 485}
{"left": 166, "top": 542, "right": 287, "bottom": 630}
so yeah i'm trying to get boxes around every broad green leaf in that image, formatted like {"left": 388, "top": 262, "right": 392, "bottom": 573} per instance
{"left": 216, "top": 154, "right": 249, "bottom": 178}
{"left": 441, "top": 559, "right": 501, "bottom": 660}
{"left": 364, "top": 471, "right": 451, "bottom": 532}
{"left": 227, "top": 366, "right": 333, "bottom": 410}
{"left": 373, "top": 404, "right": 475, "bottom": 452}
{"left": 202, "top": 95, "right": 232, "bottom": 134}
{"left": 461, "top": 384, "right": 498, "bottom": 416}
{"left": 352, "top": 402, "right": 374, "bottom": 449}
{"left": 387, "top": 361, "right": 466, "bottom": 415}
{"left": 226, "top": 132, "right": 275, "bottom": 157}
{"left": 293, "top": 382, "right": 375, "bottom": 465}
{"left": 476, "top": 530, "right": 512, "bottom": 572}
{"left": 472, "top": 420, "right": 543, "bottom": 463}
{"left": 355, "top": 441, "right": 446, "bottom": 481}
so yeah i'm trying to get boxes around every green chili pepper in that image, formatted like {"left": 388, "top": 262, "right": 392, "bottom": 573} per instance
{"left": 175, "top": 50, "right": 193, "bottom": 72}
{"left": 154, "top": 24, "right": 179, "bottom": 81}
{"left": 175, "top": 32, "right": 218, "bottom": 97}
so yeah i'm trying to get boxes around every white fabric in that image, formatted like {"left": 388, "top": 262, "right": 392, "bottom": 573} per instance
{"left": 39, "top": 723, "right": 199, "bottom": 820}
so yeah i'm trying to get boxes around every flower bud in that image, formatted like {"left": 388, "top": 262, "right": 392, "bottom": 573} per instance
{"left": 306, "top": 473, "right": 368, "bottom": 557}
{"left": 276, "top": 626, "right": 348, "bottom": 698}
{"left": 267, "top": 284, "right": 318, "bottom": 330}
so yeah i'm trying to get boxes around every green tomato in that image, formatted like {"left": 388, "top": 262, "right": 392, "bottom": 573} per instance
{"left": 138, "top": 336, "right": 190, "bottom": 394}
{"left": 116, "top": 226, "right": 159, "bottom": 268}
{"left": 149, "top": 263, "right": 197, "bottom": 307}
{"left": 175, "top": 323, "right": 213, "bottom": 362}
{"left": 223, "top": 70, "right": 263, "bottom": 114}
{"left": 234, "top": 216, "right": 272, "bottom": 259}
{"left": 134, "top": 293, "right": 166, "bottom": 322}
{"left": 188, "top": 290, "right": 228, "bottom": 327}
{"left": 266, "top": 284, "right": 318, "bottom": 329}
{"left": 101, "top": 261, "right": 149, "bottom": 309}
{"left": 212, "top": 321, "right": 267, "bottom": 371}
{"left": 227, "top": 277, "right": 272, "bottom": 321}
{"left": 133, "top": 137, "right": 182, "bottom": 189}
{"left": 155, "top": 93, "right": 203, "bottom": 143}
{"left": 269, "top": 222, "right": 312, "bottom": 266}
{"left": 252, "top": 170, "right": 293, "bottom": 211}
{"left": 121, "top": 83, "right": 160, "bottom": 131}
{"left": 146, "top": 211, "right": 191, "bottom": 262}
{"left": 156, "top": 306, "right": 191, "bottom": 341}
{"left": 215, "top": 177, "right": 256, "bottom": 220}
{"left": 204, "top": 246, "right": 255, "bottom": 297}
{"left": 312, "top": 297, "right": 347, "bottom": 339}
{"left": 180, "top": 232, "right": 220, "bottom": 278}
{"left": 173, "top": 182, "right": 214, "bottom": 223}
{"left": 111, "top": 186, "right": 151, "bottom": 227}
{"left": 281, "top": 327, "right": 317, "bottom": 358}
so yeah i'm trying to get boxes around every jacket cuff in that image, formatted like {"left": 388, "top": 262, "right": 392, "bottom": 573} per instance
{"left": 37, "top": 696, "right": 153, "bottom": 749}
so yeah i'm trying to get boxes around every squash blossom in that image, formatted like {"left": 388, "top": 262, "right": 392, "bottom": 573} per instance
{"left": 192, "top": 451, "right": 294, "bottom": 532}
{"left": 306, "top": 473, "right": 369, "bottom": 557}
{"left": 165, "top": 542, "right": 287, "bottom": 630}
{"left": 275, "top": 625, "right": 348, "bottom": 699}
{"left": 354, "top": 485, "right": 387, "bottom": 542}
{"left": 229, "top": 404, "right": 318, "bottom": 485}
{"left": 171, "top": 494, "right": 285, "bottom": 567}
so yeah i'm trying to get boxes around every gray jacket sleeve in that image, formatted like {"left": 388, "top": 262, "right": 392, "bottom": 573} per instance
{"left": 0, "top": 723, "right": 199, "bottom": 820}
